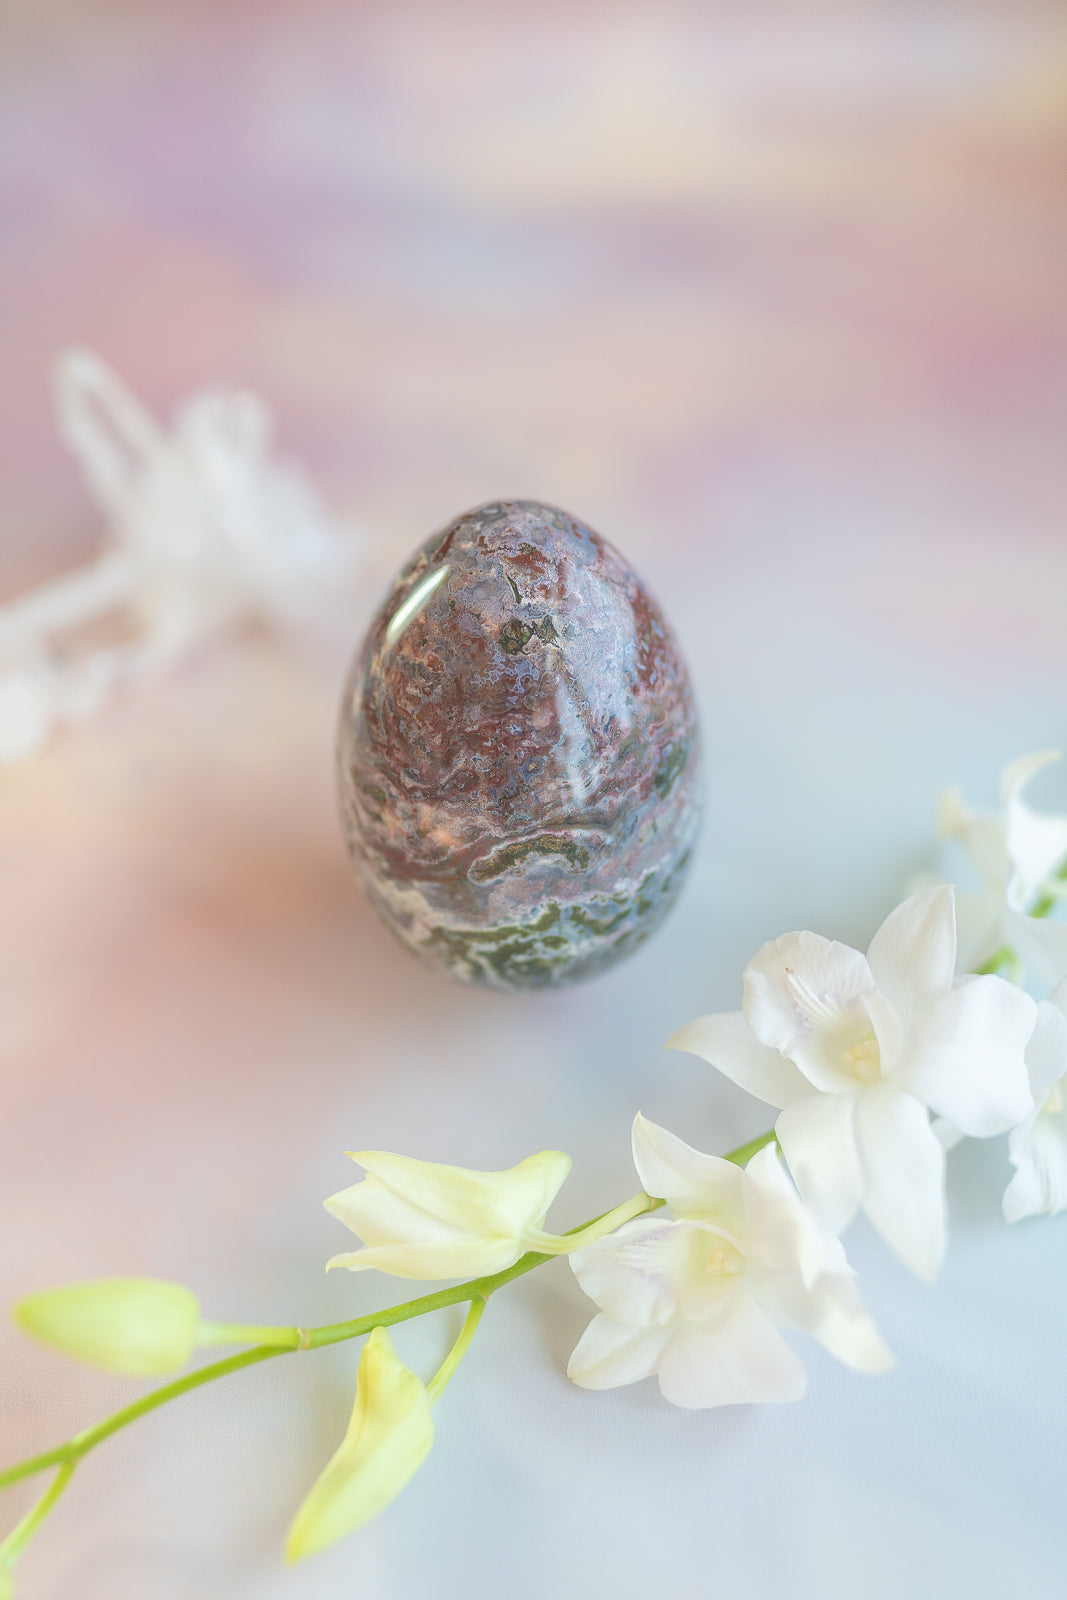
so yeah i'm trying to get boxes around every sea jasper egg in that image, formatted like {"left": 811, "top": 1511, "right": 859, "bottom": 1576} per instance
{"left": 337, "top": 500, "right": 701, "bottom": 990}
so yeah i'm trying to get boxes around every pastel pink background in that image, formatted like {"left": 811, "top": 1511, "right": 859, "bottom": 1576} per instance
{"left": 2, "top": 5, "right": 1066, "bottom": 1599}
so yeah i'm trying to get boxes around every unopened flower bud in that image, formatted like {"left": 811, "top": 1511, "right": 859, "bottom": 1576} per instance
{"left": 325, "top": 1148, "right": 572, "bottom": 1280}
{"left": 285, "top": 1326, "right": 434, "bottom": 1560}
{"left": 15, "top": 1277, "right": 200, "bottom": 1376}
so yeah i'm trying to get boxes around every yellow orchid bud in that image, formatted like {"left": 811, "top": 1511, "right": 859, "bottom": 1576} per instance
{"left": 324, "top": 1148, "right": 572, "bottom": 1279}
{"left": 285, "top": 1326, "right": 434, "bottom": 1561}
{"left": 14, "top": 1277, "right": 200, "bottom": 1376}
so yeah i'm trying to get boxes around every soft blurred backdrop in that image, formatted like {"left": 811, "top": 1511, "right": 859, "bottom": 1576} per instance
{"left": 2, "top": 4, "right": 1066, "bottom": 1598}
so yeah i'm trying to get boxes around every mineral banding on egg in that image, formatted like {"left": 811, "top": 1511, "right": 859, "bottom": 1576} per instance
{"left": 337, "top": 500, "right": 701, "bottom": 990}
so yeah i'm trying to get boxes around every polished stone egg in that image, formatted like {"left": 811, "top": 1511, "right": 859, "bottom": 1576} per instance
{"left": 337, "top": 500, "right": 701, "bottom": 990}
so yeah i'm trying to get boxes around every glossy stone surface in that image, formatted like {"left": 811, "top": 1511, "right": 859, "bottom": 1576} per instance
{"left": 337, "top": 501, "right": 700, "bottom": 989}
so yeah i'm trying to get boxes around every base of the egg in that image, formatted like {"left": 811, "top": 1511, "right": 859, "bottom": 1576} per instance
{"left": 353, "top": 825, "right": 699, "bottom": 991}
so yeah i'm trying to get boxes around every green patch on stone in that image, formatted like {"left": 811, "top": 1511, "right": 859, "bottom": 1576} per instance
{"left": 481, "top": 933, "right": 570, "bottom": 986}
{"left": 420, "top": 808, "right": 699, "bottom": 990}
{"left": 469, "top": 834, "right": 592, "bottom": 882}
{"left": 500, "top": 615, "right": 556, "bottom": 655}
{"left": 427, "top": 900, "right": 562, "bottom": 956}
{"left": 424, "top": 902, "right": 579, "bottom": 988}
{"left": 500, "top": 618, "right": 533, "bottom": 654}
{"left": 652, "top": 737, "right": 689, "bottom": 799}
{"left": 568, "top": 901, "right": 634, "bottom": 938}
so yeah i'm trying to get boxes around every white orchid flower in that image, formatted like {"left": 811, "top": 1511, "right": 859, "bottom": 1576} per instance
{"left": 1003, "top": 978, "right": 1067, "bottom": 1222}
{"left": 325, "top": 1148, "right": 575, "bottom": 1280}
{"left": 669, "top": 887, "right": 1036, "bottom": 1280}
{"left": 567, "top": 1115, "right": 891, "bottom": 1409}
{"left": 938, "top": 750, "right": 1067, "bottom": 980}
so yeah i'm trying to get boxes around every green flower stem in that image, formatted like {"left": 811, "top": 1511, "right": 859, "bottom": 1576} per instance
{"left": 522, "top": 1189, "right": 662, "bottom": 1255}
{"left": 974, "top": 945, "right": 1016, "bottom": 977}
{"left": 0, "top": 1132, "right": 772, "bottom": 1502}
{"left": 969, "top": 856, "right": 1067, "bottom": 978}
{"left": 197, "top": 1321, "right": 304, "bottom": 1349}
{"left": 723, "top": 1129, "right": 778, "bottom": 1167}
{"left": 1029, "top": 857, "right": 1067, "bottom": 921}
{"left": 0, "top": 1460, "right": 75, "bottom": 1571}
{"left": 426, "top": 1297, "right": 486, "bottom": 1405}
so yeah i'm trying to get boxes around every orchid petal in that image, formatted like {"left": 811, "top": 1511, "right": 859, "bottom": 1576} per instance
{"left": 340, "top": 1149, "right": 571, "bottom": 1235}
{"left": 666, "top": 1011, "right": 809, "bottom": 1110}
{"left": 854, "top": 1088, "right": 946, "bottom": 1281}
{"left": 1001, "top": 749, "right": 1060, "bottom": 809}
{"left": 569, "top": 1216, "right": 692, "bottom": 1328}
{"left": 743, "top": 1146, "right": 890, "bottom": 1374}
{"left": 743, "top": 933, "right": 877, "bottom": 1092}
{"left": 571, "top": 1215, "right": 743, "bottom": 1329}
{"left": 285, "top": 1326, "right": 433, "bottom": 1561}
{"left": 325, "top": 1187, "right": 472, "bottom": 1251}
{"left": 759, "top": 1269, "right": 893, "bottom": 1373}
{"left": 325, "top": 1238, "right": 523, "bottom": 1279}
{"left": 865, "top": 886, "right": 956, "bottom": 1024}
{"left": 630, "top": 1113, "right": 745, "bottom": 1225}
{"left": 774, "top": 1093, "right": 863, "bottom": 1235}
{"left": 1023, "top": 995, "right": 1067, "bottom": 1099}
{"left": 1003, "top": 750, "right": 1067, "bottom": 910}
{"left": 932, "top": 1116, "right": 965, "bottom": 1152}
{"left": 740, "top": 1143, "right": 847, "bottom": 1289}
{"left": 938, "top": 788, "right": 1010, "bottom": 893}
{"left": 1043, "top": 974, "right": 1067, "bottom": 1024}
{"left": 324, "top": 1149, "right": 571, "bottom": 1280}
{"left": 1004, "top": 1115, "right": 1067, "bottom": 1221}
{"left": 901, "top": 976, "right": 1035, "bottom": 1137}
{"left": 567, "top": 1315, "right": 671, "bottom": 1391}
{"left": 656, "top": 1296, "right": 806, "bottom": 1409}
{"left": 862, "top": 987, "right": 903, "bottom": 1080}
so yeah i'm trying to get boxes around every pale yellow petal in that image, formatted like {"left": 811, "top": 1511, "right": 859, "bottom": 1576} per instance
{"left": 285, "top": 1327, "right": 434, "bottom": 1561}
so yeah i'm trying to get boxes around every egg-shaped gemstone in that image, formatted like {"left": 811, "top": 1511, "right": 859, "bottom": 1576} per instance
{"left": 337, "top": 500, "right": 700, "bottom": 990}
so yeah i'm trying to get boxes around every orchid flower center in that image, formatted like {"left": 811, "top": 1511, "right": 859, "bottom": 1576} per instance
{"left": 693, "top": 1220, "right": 746, "bottom": 1279}
{"left": 704, "top": 1242, "right": 744, "bottom": 1276}
{"left": 842, "top": 1030, "right": 882, "bottom": 1084}
{"left": 1044, "top": 1081, "right": 1064, "bottom": 1117}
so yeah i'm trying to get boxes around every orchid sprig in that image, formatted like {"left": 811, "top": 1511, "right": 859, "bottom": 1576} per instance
{"left": 3, "top": 755, "right": 1066, "bottom": 1587}
{"left": 322, "top": 1147, "right": 653, "bottom": 1277}
{"left": 0, "top": 1166, "right": 666, "bottom": 1589}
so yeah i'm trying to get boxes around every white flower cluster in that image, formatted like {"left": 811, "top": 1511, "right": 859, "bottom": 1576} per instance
{"left": 567, "top": 753, "right": 1067, "bottom": 1408}
{"left": 325, "top": 754, "right": 1067, "bottom": 1418}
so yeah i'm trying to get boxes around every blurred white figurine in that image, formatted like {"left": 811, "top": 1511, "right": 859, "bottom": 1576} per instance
{"left": 0, "top": 350, "right": 360, "bottom": 763}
